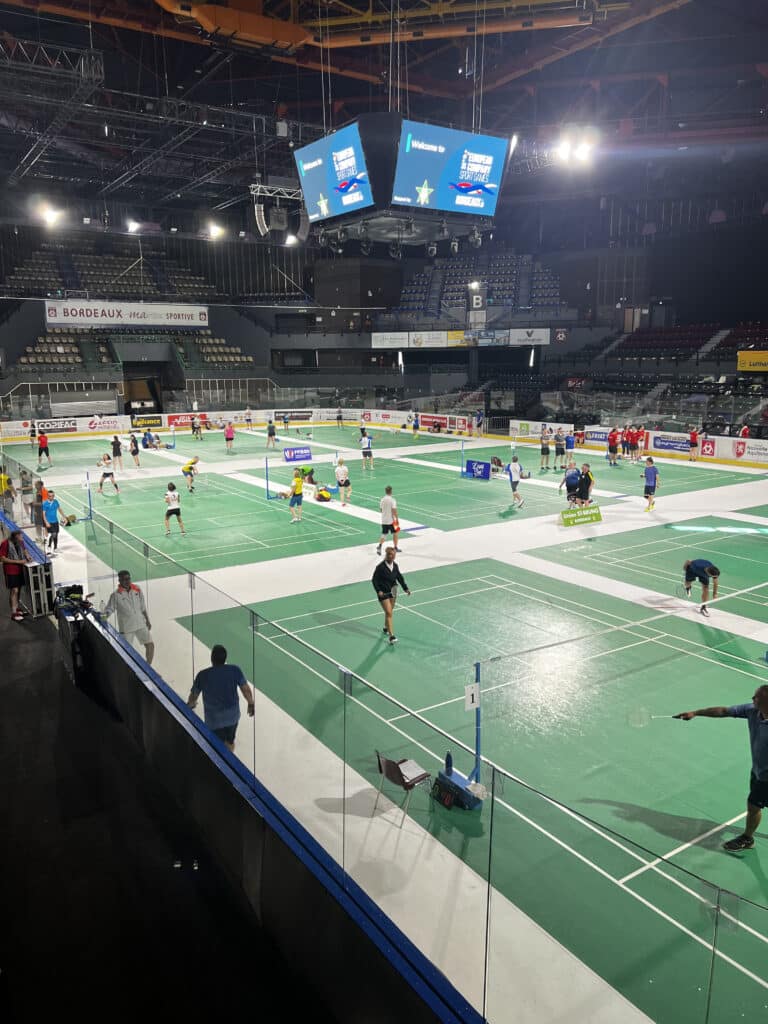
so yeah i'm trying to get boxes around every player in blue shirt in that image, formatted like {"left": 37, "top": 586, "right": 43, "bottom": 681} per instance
{"left": 187, "top": 644, "right": 254, "bottom": 752}
{"left": 642, "top": 457, "right": 660, "bottom": 512}
{"left": 674, "top": 685, "right": 768, "bottom": 851}
{"left": 41, "top": 489, "right": 65, "bottom": 555}
{"left": 559, "top": 460, "right": 581, "bottom": 505}
{"left": 683, "top": 558, "right": 720, "bottom": 616}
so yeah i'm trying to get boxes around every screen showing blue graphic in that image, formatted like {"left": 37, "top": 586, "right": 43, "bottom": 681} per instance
{"left": 294, "top": 123, "right": 375, "bottom": 223}
{"left": 391, "top": 120, "right": 509, "bottom": 216}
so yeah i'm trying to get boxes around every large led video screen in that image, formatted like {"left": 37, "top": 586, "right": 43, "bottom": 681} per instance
{"left": 391, "top": 120, "right": 508, "bottom": 216}
{"left": 294, "top": 123, "right": 375, "bottom": 223}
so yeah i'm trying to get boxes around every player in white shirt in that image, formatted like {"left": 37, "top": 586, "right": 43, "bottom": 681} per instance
{"left": 359, "top": 430, "right": 374, "bottom": 469}
{"left": 376, "top": 486, "right": 400, "bottom": 554}
{"left": 334, "top": 457, "right": 351, "bottom": 505}
{"left": 507, "top": 455, "right": 525, "bottom": 509}
{"left": 164, "top": 482, "right": 186, "bottom": 536}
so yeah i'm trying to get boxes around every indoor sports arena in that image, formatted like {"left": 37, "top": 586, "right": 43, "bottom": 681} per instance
{"left": 2, "top": 1, "right": 768, "bottom": 1020}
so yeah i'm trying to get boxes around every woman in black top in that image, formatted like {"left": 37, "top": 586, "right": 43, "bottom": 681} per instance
{"left": 111, "top": 435, "right": 123, "bottom": 472}
{"left": 128, "top": 433, "right": 140, "bottom": 468}
{"left": 372, "top": 547, "right": 411, "bottom": 645}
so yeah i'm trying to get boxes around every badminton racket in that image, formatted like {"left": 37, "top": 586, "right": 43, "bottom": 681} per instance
{"left": 627, "top": 707, "right": 675, "bottom": 728}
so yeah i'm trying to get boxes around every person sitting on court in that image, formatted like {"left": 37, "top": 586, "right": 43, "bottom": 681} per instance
{"left": 683, "top": 559, "right": 720, "bottom": 617}
{"left": 141, "top": 430, "right": 154, "bottom": 449}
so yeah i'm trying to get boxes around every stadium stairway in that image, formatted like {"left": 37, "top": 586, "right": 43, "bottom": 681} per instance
{"left": 425, "top": 266, "right": 442, "bottom": 317}
{"left": 697, "top": 327, "right": 732, "bottom": 361}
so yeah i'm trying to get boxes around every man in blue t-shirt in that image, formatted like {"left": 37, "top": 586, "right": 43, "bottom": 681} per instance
{"left": 41, "top": 489, "right": 65, "bottom": 555}
{"left": 559, "top": 460, "right": 581, "bottom": 505}
{"left": 675, "top": 685, "right": 768, "bottom": 851}
{"left": 642, "top": 457, "right": 660, "bottom": 512}
{"left": 187, "top": 644, "right": 255, "bottom": 751}
{"left": 683, "top": 558, "right": 720, "bottom": 616}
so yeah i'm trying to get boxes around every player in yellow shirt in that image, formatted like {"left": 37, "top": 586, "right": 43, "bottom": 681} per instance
{"left": 288, "top": 468, "right": 303, "bottom": 523}
{"left": 181, "top": 456, "right": 200, "bottom": 493}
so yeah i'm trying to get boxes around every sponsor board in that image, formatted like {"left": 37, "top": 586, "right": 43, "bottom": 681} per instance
{"left": 167, "top": 413, "right": 208, "bottom": 427}
{"left": 45, "top": 300, "right": 209, "bottom": 329}
{"left": 585, "top": 428, "right": 609, "bottom": 443}
{"left": 410, "top": 330, "right": 449, "bottom": 349}
{"left": 725, "top": 438, "right": 768, "bottom": 463}
{"left": 81, "top": 416, "right": 127, "bottom": 432}
{"left": 561, "top": 505, "right": 603, "bottom": 527}
{"left": 371, "top": 332, "right": 407, "bottom": 350}
{"left": 509, "top": 328, "right": 550, "bottom": 347}
{"left": 283, "top": 446, "right": 313, "bottom": 463}
{"left": 652, "top": 434, "right": 691, "bottom": 454}
{"left": 737, "top": 350, "right": 768, "bottom": 372}
{"left": 555, "top": 328, "right": 569, "bottom": 343}
{"left": 35, "top": 418, "right": 77, "bottom": 433}
{"left": 511, "top": 419, "right": 574, "bottom": 439}
{"left": 420, "top": 414, "right": 448, "bottom": 430}
{"left": 131, "top": 415, "right": 163, "bottom": 429}
{"left": 700, "top": 438, "right": 717, "bottom": 458}
{"left": 465, "top": 459, "right": 491, "bottom": 480}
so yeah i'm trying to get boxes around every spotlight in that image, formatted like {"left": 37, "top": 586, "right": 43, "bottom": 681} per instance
{"left": 170, "top": 226, "right": 179, "bottom": 233}
{"left": 449, "top": 236, "right": 459, "bottom": 256}
{"left": 468, "top": 280, "right": 480, "bottom": 290}
{"left": 574, "top": 141, "right": 592, "bottom": 163}
{"left": 425, "top": 242, "right": 437, "bottom": 258}
{"left": 127, "top": 219, "right": 140, "bottom": 233}
{"left": 40, "top": 205, "right": 62, "bottom": 228}
{"left": 556, "top": 139, "right": 572, "bottom": 163}
{"left": 285, "top": 233, "right": 298, "bottom": 246}
{"left": 208, "top": 221, "right": 224, "bottom": 239}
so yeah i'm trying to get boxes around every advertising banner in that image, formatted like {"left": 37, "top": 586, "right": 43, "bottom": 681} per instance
{"left": 420, "top": 413, "right": 448, "bottom": 430}
{"left": 464, "top": 459, "right": 491, "bottom": 480}
{"left": 131, "top": 414, "right": 164, "bottom": 429}
{"left": 561, "top": 505, "right": 603, "bottom": 527}
{"left": 447, "top": 330, "right": 466, "bottom": 344}
{"left": 721, "top": 438, "right": 768, "bottom": 463}
{"left": 167, "top": 413, "right": 208, "bottom": 427}
{"left": 700, "top": 438, "right": 717, "bottom": 458}
{"left": 469, "top": 329, "right": 511, "bottom": 347}
{"left": 510, "top": 419, "right": 574, "bottom": 438}
{"left": 77, "top": 415, "right": 131, "bottom": 433}
{"left": 409, "top": 330, "right": 448, "bottom": 348}
{"left": 34, "top": 417, "right": 77, "bottom": 434}
{"left": 45, "top": 300, "right": 209, "bottom": 329}
{"left": 372, "top": 332, "right": 408, "bottom": 349}
{"left": 283, "top": 446, "right": 313, "bottom": 463}
{"left": 509, "top": 328, "right": 551, "bottom": 347}
{"left": 585, "top": 427, "right": 609, "bottom": 443}
{"left": 736, "top": 351, "right": 768, "bottom": 372}
{"left": 651, "top": 433, "right": 692, "bottom": 454}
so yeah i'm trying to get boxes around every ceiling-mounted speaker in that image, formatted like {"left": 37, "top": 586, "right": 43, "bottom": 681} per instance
{"left": 269, "top": 207, "right": 288, "bottom": 231}
{"left": 296, "top": 209, "right": 310, "bottom": 242}
{"left": 254, "top": 202, "right": 268, "bottom": 237}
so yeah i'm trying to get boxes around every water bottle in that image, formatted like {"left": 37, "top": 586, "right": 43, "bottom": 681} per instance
{"left": 445, "top": 751, "right": 453, "bottom": 776}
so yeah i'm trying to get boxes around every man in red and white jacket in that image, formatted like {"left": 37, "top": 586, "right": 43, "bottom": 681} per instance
{"left": 103, "top": 569, "right": 154, "bottom": 664}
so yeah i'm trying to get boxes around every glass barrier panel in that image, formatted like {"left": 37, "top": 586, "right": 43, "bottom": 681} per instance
{"left": 84, "top": 513, "right": 119, "bottom": 616}
{"left": 708, "top": 892, "right": 768, "bottom": 1022}
{"left": 247, "top": 617, "right": 346, "bottom": 867}
{"left": 142, "top": 545, "right": 194, "bottom": 700}
{"left": 186, "top": 575, "right": 256, "bottom": 778}
{"left": 486, "top": 765, "right": 716, "bottom": 1024}
{"left": 342, "top": 672, "right": 490, "bottom": 1018}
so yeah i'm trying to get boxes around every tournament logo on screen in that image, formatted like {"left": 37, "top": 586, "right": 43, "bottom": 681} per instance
{"left": 294, "top": 123, "right": 375, "bottom": 223}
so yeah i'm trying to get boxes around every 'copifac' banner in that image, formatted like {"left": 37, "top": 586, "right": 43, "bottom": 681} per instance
{"left": 45, "top": 300, "right": 209, "bottom": 328}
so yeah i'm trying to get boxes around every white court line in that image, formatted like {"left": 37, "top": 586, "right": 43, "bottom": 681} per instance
{"left": 619, "top": 814, "right": 747, "bottom": 884}
{"left": 482, "top": 572, "right": 768, "bottom": 684}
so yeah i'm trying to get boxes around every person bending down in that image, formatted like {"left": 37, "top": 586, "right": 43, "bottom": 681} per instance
{"left": 683, "top": 559, "right": 719, "bottom": 617}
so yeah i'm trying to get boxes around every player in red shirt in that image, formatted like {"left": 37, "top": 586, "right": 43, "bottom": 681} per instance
{"left": 620, "top": 425, "right": 629, "bottom": 460}
{"left": 688, "top": 425, "right": 699, "bottom": 462}
{"left": 636, "top": 425, "right": 646, "bottom": 458}
{"left": 740, "top": 423, "right": 750, "bottom": 438}
{"left": 607, "top": 427, "right": 620, "bottom": 467}
{"left": 37, "top": 431, "right": 52, "bottom": 469}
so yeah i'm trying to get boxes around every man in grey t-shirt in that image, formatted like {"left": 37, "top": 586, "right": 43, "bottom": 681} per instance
{"left": 675, "top": 685, "right": 768, "bottom": 851}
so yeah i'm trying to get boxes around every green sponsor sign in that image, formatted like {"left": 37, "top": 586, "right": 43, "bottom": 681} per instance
{"left": 561, "top": 504, "right": 603, "bottom": 527}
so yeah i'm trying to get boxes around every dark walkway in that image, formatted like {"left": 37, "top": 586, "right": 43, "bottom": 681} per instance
{"left": 0, "top": 609, "right": 338, "bottom": 1023}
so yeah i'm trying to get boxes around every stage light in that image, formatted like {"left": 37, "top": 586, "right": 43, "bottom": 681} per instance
{"left": 574, "top": 141, "right": 592, "bottom": 163}
{"left": 556, "top": 139, "right": 572, "bottom": 163}
{"left": 468, "top": 280, "right": 480, "bottom": 290}
{"left": 529, "top": 347, "right": 535, "bottom": 368}
{"left": 208, "top": 221, "right": 224, "bottom": 239}
{"left": 449, "top": 237, "right": 459, "bottom": 255}
{"left": 127, "top": 219, "right": 140, "bottom": 233}
{"left": 469, "top": 227, "right": 482, "bottom": 248}
{"left": 40, "top": 205, "right": 62, "bottom": 228}
{"left": 170, "top": 226, "right": 179, "bottom": 233}
{"left": 425, "top": 242, "right": 437, "bottom": 258}
{"left": 285, "top": 233, "right": 298, "bottom": 246}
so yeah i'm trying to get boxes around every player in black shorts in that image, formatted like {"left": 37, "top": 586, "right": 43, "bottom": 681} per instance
{"left": 97, "top": 453, "right": 120, "bottom": 494}
{"left": 371, "top": 547, "right": 411, "bottom": 645}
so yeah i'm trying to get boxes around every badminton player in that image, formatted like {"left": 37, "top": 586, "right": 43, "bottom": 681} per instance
{"left": 164, "top": 483, "right": 185, "bottom": 536}
{"left": 673, "top": 684, "right": 768, "bottom": 852}
{"left": 97, "top": 453, "right": 120, "bottom": 494}
{"left": 507, "top": 456, "right": 525, "bottom": 509}
{"left": 360, "top": 429, "right": 374, "bottom": 469}
{"left": 376, "top": 485, "right": 399, "bottom": 554}
{"left": 683, "top": 559, "right": 719, "bottom": 616}
{"left": 288, "top": 469, "right": 303, "bottom": 523}
{"left": 266, "top": 419, "right": 276, "bottom": 448}
{"left": 181, "top": 455, "right": 200, "bottom": 492}
{"left": 334, "top": 457, "right": 351, "bottom": 505}
{"left": 372, "top": 546, "right": 411, "bottom": 645}
{"left": 642, "top": 457, "right": 660, "bottom": 511}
